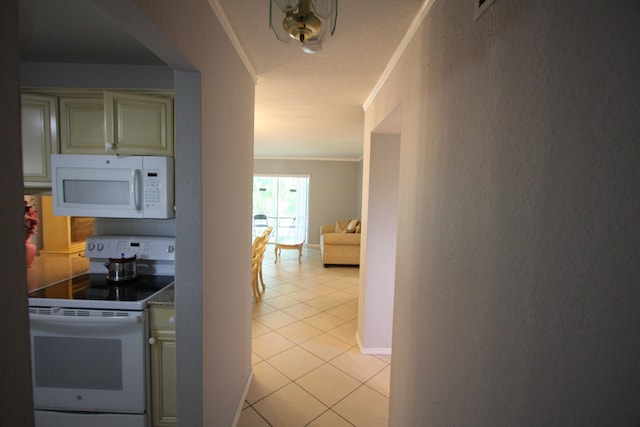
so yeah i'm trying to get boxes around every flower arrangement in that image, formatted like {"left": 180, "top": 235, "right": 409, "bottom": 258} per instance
{"left": 25, "top": 200, "right": 39, "bottom": 241}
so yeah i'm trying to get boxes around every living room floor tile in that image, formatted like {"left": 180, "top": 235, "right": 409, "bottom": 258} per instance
{"left": 248, "top": 247, "right": 389, "bottom": 427}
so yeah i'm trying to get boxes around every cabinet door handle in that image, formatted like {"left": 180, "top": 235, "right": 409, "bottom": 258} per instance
{"left": 148, "top": 337, "right": 156, "bottom": 345}
{"left": 169, "top": 317, "right": 176, "bottom": 325}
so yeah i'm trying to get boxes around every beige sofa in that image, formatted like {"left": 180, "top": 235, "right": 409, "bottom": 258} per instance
{"left": 320, "top": 219, "right": 361, "bottom": 266}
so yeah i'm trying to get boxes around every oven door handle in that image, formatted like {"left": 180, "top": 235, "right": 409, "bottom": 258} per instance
{"left": 29, "top": 313, "right": 143, "bottom": 324}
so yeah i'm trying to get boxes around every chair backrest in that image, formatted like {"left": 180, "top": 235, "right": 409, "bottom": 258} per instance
{"left": 253, "top": 214, "right": 269, "bottom": 238}
{"left": 262, "top": 226, "right": 273, "bottom": 240}
{"left": 252, "top": 226, "right": 272, "bottom": 256}
{"left": 252, "top": 235, "right": 268, "bottom": 269}
{"left": 254, "top": 214, "right": 268, "bottom": 225}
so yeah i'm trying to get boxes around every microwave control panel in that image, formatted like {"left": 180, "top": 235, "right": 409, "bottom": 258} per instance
{"left": 143, "top": 171, "right": 162, "bottom": 209}
{"left": 139, "top": 156, "right": 175, "bottom": 219}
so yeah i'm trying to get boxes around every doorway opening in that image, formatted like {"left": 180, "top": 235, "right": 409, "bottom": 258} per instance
{"left": 252, "top": 175, "right": 310, "bottom": 244}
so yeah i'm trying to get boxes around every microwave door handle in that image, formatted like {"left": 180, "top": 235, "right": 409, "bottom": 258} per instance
{"left": 133, "top": 169, "right": 142, "bottom": 211}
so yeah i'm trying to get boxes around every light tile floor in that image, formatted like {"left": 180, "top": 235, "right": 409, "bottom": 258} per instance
{"left": 238, "top": 246, "right": 390, "bottom": 427}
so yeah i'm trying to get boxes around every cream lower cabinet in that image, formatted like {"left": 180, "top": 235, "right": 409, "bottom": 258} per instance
{"left": 149, "top": 306, "right": 177, "bottom": 427}
{"left": 21, "top": 94, "right": 58, "bottom": 188}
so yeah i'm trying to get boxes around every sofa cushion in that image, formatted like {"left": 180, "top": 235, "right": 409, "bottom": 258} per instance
{"left": 335, "top": 220, "right": 351, "bottom": 233}
{"left": 322, "top": 232, "right": 361, "bottom": 245}
{"left": 345, "top": 218, "right": 359, "bottom": 233}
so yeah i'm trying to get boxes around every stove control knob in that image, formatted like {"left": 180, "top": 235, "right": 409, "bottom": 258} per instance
{"left": 148, "top": 337, "right": 156, "bottom": 345}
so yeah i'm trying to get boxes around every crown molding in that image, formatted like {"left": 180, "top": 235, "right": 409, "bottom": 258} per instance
{"left": 254, "top": 156, "right": 363, "bottom": 162}
{"left": 362, "top": 0, "right": 436, "bottom": 110}
{"left": 207, "top": 0, "right": 259, "bottom": 84}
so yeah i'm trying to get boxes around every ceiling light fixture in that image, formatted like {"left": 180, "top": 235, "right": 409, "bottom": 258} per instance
{"left": 269, "top": 0, "right": 338, "bottom": 54}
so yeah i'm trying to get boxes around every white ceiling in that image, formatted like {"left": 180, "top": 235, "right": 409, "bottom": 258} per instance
{"left": 18, "top": 0, "right": 425, "bottom": 160}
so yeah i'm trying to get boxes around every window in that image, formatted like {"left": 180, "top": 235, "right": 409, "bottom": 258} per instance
{"left": 253, "top": 175, "right": 309, "bottom": 244}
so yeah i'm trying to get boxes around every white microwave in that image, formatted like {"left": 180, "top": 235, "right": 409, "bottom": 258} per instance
{"left": 51, "top": 154, "right": 175, "bottom": 219}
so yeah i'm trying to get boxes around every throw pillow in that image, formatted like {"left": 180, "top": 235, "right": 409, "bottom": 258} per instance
{"left": 335, "top": 221, "right": 345, "bottom": 233}
{"left": 345, "top": 219, "right": 359, "bottom": 233}
{"left": 355, "top": 223, "right": 361, "bottom": 233}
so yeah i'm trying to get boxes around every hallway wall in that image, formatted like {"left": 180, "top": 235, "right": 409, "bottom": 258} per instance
{"left": 365, "top": 0, "right": 640, "bottom": 424}
{"left": 358, "top": 132, "right": 400, "bottom": 353}
{"left": 120, "top": 1, "right": 256, "bottom": 424}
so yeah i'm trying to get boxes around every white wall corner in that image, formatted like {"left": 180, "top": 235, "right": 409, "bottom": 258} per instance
{"left": 363, "top": 0, "right": 437, "bottom": 110}
{"left": 356, "top": 331, "right": 392, "bottom": 355}
{"left": 232, "top": 369, "right": 254, "bottom": 427}
{"left": 207, "top": 0, "right": 259, "bottom": 84}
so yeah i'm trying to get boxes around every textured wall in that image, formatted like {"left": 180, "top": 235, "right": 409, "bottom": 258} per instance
{"left": 359, "top": 133, "right": 400, "bottom": 352}
{"left": 126, "top": 0, "right": 256, "bottom": 425}
{"left": 365, "top": 0, "right": 640, "bottom": 425}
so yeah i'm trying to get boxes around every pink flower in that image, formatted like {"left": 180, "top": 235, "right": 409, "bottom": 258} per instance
{"left": 25, "top": 200, "right": 39, "bottom": 240}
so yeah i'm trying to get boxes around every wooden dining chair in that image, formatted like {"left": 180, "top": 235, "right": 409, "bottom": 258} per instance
{"left": 251, "top": 226, "right": 272, "bottom": 301}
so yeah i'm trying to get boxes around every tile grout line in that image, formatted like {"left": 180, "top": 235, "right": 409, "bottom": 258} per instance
{"left": 244, "top": 248, "right": 389, "bottom": 426}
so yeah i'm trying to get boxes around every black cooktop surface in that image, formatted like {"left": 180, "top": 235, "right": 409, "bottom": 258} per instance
{"left": 29, "top": 273, "right": 175, "bottom": 303}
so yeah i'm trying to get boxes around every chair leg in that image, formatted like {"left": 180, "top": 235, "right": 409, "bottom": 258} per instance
{"left": 252, "top": 265, "right": 262, "bottom": 302}
{"left": 259, "top": 263, "right": 266, "bottom": 292}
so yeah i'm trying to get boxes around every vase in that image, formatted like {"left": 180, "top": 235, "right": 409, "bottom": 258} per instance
{"left": 26, "top": 240, "right": 37, "bottom": 268}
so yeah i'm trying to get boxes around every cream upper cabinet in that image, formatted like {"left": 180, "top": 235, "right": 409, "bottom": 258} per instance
{"left": 21, "top": 94, "right": 58, "bottom": 188}
{"left": 59, "top": 95, "right": 105, "bottom": 154}
{"left": 149, "top": 305, "right": 177, "bottom": 427}
{"left": 104, "top": 91, "right": 174, "bottom": 156}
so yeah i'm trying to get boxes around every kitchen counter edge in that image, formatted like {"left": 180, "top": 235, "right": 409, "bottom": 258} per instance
{"left": 147, "top": 283, "right": 175, "bottom": 306}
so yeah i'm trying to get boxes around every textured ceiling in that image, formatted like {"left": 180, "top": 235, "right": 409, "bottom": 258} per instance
{"left": 217, "top": 0, "right": 424, "bottom": 159}
{"left": 18, "top": 0, "right": 425, "bottom": 159}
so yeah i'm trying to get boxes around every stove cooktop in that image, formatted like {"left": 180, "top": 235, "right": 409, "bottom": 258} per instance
{"left": 28, "top": 273, "right": 174, "bottom": 311}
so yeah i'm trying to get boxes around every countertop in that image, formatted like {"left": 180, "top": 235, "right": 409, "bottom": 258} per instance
{"left": 147, "top": 283, "right": 175, "bottom": 306}
{"left": 26, "top": 252, "right": 89, "bottom": 292}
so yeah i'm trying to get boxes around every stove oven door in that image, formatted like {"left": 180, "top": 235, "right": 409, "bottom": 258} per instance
{"left": 29, "top": 307, "right": 149, "bottom": 416}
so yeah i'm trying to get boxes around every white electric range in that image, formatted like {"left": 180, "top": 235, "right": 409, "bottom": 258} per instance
{"left": 28, "top": 235, "right": 175, "bottom": 427}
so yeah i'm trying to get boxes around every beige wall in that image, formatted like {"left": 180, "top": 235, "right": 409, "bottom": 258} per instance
{"left": 131, "top": 1, "right": 256, "bottom": 425}
{"left": 358, "top": 132, "right": 400, "bottom": 354}
{"left": 365, "top": 0, "right": 640, "bottom": 424}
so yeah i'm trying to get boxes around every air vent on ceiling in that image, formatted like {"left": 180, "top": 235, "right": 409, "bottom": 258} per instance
{"left": 474, "top": 0, "right": 498, "bottom": 21}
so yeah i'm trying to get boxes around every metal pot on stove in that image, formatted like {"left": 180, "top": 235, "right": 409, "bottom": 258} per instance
{"left": 105, "top": 254, "right": 137, "bottom": 282}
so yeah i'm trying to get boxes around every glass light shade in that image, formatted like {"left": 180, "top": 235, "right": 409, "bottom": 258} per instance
{"left": 269, "top": 0, "right": 337, "bottom": 48}
{"left": 272, "top": 0, "right": 301, "bottom": 13}
{"left": 301, "top": 37, "right": 323, "bottom": 54}
{"left": 283, "top": 10, "right": 322, "bottom": 42}
{"left": 310, "top": 0, "right": 337, "bottom": 35}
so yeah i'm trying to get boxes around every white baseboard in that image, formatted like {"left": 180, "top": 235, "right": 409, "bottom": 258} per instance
{"left": 232, "top": 369, "right": 254, "bottom": 427}
{"left": 356, "top": 331, "right": 392, "bottom": 355}
{"left": 361, "top": 346, "right": 392, "bottom": 355}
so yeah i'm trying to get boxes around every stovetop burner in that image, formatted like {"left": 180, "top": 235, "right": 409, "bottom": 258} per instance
{"left": 28, "top": 273, "right": 174, "bottom": 310}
